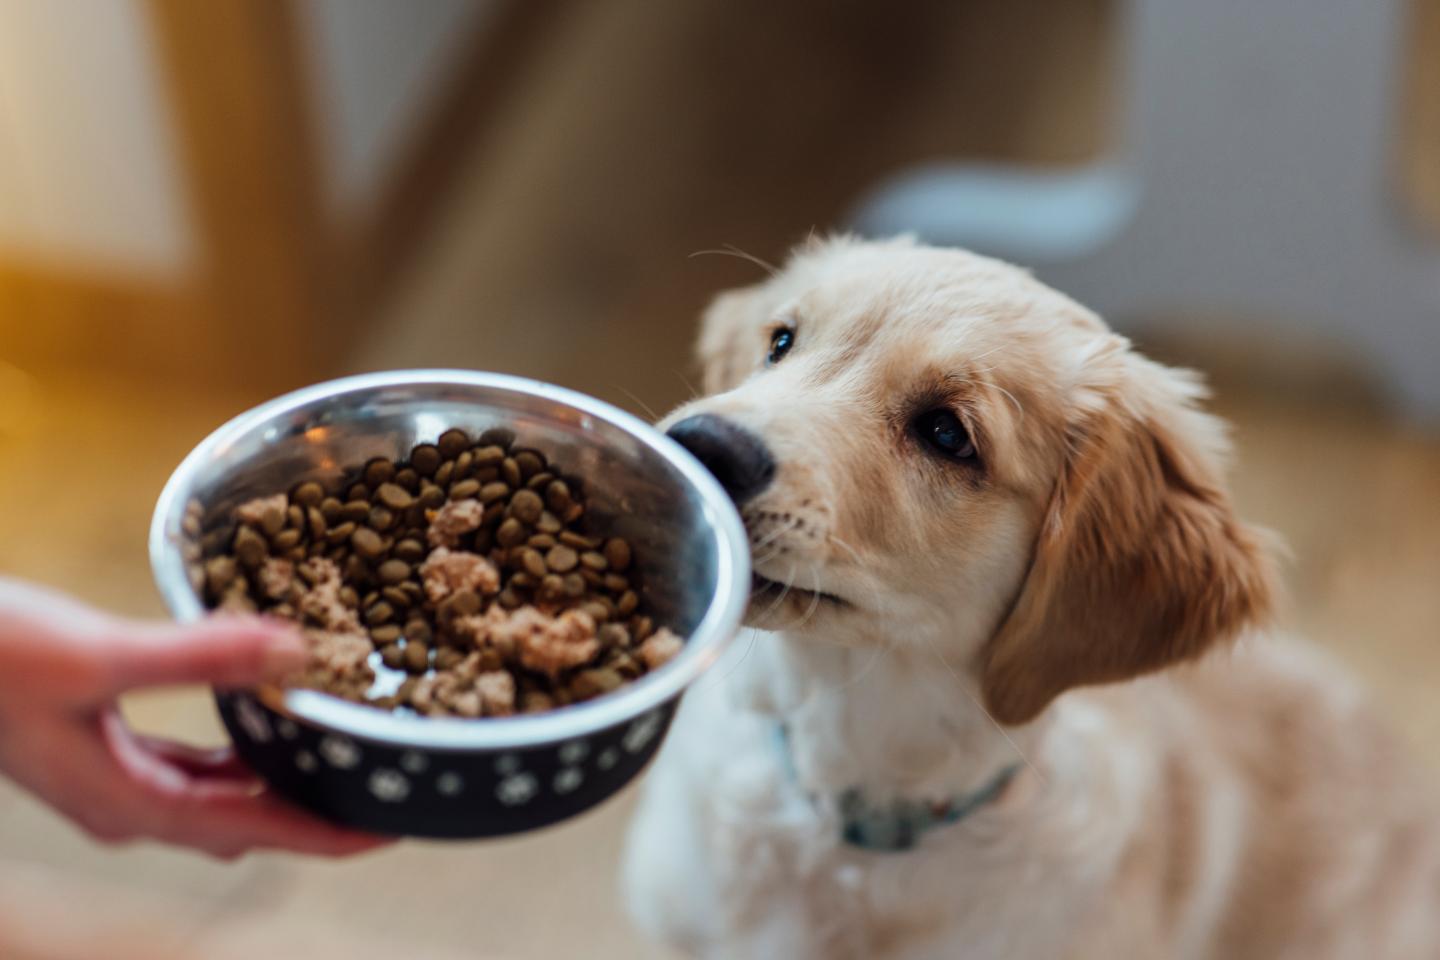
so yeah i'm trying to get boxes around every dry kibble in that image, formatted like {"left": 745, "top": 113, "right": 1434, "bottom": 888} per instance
{"left": 513, "top": 450, "right": 545, "bottom": 479}
{"left": 363, "top": 458, "right": 395, "bottom": 488}
{"left": 375, "top": 482, "right": 413, "bottom": 511}
{"left": 403, "top": 641, "right": 431, "bottom": 673}
{"left": 545, "top": 480, "right": 572, "bottom": 514}
{"left": 509, "top": 489, "right": 543, "bottom": 524}
{"left": 394, "top": 538, "right": 426, "bottom": 562}
{"left": 437, "top": 428, "right": 471, "bottom": 460}
{"left": 449, "top": 478, "right": 481, "bottom": 501}
{"left": 234, "top": 526, "right": 268, "bottom": 568}
{"left": 496, "top": 517, "right": 526, "bottom": 548}
{"left": 546, "top": 544, "right": 578, "bottom": 573}
{"left": 604, "top": 538, "right": 632, "bottom": 572}
{"left": 368, "top": 506, "right": 397, "bottom": 532}
{"left": 518, "top": 547, "right": 548, "bottom": 579}
{"left": 352, "top": 527, "right": 386, "bottom": 560}
{"left": 410, "top": 444, "right": 442, "bottom": 477}
{"left": 294, "top": 481, "right": 325, "bottom": 508}
{"left": 203, "top": 426, "right": 678, "bottom": 716}
{"left": 378, "top": 559, "right": 411, "bottom": 584}
{"left": 501, "top": 458, "right": 522, "bottom": 488}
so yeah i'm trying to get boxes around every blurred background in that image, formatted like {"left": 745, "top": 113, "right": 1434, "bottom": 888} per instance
{"left": 0, "top": 1, "right": 1436, "bottom": 957}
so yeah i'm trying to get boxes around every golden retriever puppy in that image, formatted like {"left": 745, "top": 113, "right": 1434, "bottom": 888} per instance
{"left": 621, "top": 236, "right": 1440, "bottom": 959}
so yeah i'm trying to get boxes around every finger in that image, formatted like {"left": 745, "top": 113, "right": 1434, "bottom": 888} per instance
{"left": 158, "top": 790, "right": 393, "bottom": 859}
{"left": 100, "top": 712, "right": 387, "bottom": 857}
{"left": 131, "top": 735, "right": 257, "bottom": 781}
{"left": 102, "top": 615, "right": 307, "bottom": 695}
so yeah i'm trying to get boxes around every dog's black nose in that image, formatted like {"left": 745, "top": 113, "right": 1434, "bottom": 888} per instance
{"left": 666, "top": 414, "right": 775, "bottom": 506}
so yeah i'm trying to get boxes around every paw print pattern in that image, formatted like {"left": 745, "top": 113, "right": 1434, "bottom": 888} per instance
{"left": 597, "top": 748, "right": 620, "bottom": 770}
{"left": 496, "top": 772, "right": 539, "bottom": 806}
{"left": 436, "top": 771, "right": 464, "bottom": 797}
{"left": 235, "top": 698, "right": 272, "bottom": 743}
{"left": 494, "top": 753, "right": 521, "bottom": 775}
{"left": 294, "top": 749, "right": 318, "bottom": 773}
{"left": 553, "top": 768, "right": 584, "bottom": 794}
{"left": 368, "top": 768, "right": 410, "bottom": 803}
{"left": 623, "top": 711, "right": 663, "bottom": 753}
{"left": 558, "top": 739, "right": 589, "bottom": 765}
{"left": 276, "top": 719, "right": 299, "bottom": 740}
{"left": 399, "top": 751, "right": 428, "bottom": 774}
{"left": 318, "top": 734, "right": 361, "bottom": 769}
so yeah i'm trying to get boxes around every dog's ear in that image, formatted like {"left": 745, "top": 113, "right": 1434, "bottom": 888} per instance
{"left": 980, "top": 345, "right": 1278, "bottom": 725}
{"left": 696, "top": 284, "right": 765, "bottom": 394}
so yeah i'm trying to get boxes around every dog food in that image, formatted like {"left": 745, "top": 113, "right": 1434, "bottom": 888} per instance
{"left": 200, "top": 427, "right": 681, "bottom": 716}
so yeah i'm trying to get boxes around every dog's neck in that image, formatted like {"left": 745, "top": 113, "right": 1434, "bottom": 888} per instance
{"left": 734, "top": 627, "right": 1047, "bottom": 805}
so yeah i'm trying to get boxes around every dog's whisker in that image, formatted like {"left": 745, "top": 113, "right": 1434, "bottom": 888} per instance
{"left": 751, "top": 516, "right": 802, "bottom": 553}
{"left": 612, "top": 385, "right": 661, "bottom": 423}
{"left": 673, "top": 370, "right": 702, "bottom": 403}
{"left": 688, "top": 244, "right": 778, "bottom": 277}
{"left": 988, "top": 381, "right": 1025, "bottom": 420}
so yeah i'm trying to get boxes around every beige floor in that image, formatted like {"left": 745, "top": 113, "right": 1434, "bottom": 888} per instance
{"left": 2, "top": 2, "right": 1438, "bottom": 957}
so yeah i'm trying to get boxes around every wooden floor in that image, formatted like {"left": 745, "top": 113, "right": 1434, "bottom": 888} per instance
{"left": 1, "top": 2, "right": 1437, "bottom": 957}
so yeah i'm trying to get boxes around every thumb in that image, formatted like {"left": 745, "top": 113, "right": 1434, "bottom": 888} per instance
{"left": 103, "top": 615, "right": 308, "bottom": 695}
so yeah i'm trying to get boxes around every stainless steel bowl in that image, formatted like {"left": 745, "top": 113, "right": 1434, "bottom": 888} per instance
{"left": 149, "top": 370, "right": 749, "bottom": 838}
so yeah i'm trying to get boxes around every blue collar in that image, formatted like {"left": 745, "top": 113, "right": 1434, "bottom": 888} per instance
{"left": 776, "top": 724, "right": 1020, "bottom": 853}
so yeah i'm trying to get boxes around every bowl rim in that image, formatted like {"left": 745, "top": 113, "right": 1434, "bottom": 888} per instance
{"left": 150, "top": 369, "right": 750, "bottom": 750}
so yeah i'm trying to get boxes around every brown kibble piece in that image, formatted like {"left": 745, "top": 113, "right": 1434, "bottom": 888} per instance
{"left": 437, "top": 428, "right": 471, "bottom": 460}
{"left": 513, "top": 450, "right": 545, "bottom": 479}
{"left": 545, "top": 544, "right": 578, "bottom": 573}
{"left": 410, "top": 444, "right": 441, "bottom": 477}
{"left": 449, "top": 478, "right": 481, "bottom": 501}
{"left": 604, "top": 538, "right": 632, "bottom": 572}
{"left": 544, "top": 480, "right": 572, "bottom": 514}
{"left": 363, "top": 458, "right": 395, "bottom": 488}
{"left": 376, "top": 482, "right": 413, "bottom": 511}
{"left": 204, "top": 556, "right": 238, "bottom": 595}
{"left": 352, "top": 527, "right": 386, "bottom": 560}
{"left": 616, "top": 590, "right": 639, "bottom": 616}
{"left": 501, "top": 458, "right": 522, "bottom": 487}
{"left": 509, "top": 489, "right": 543, "bottom": 524}
{"left": 371, "top": 624, "right": 402, "bottom": 645}
{"left": 496, "top": 517, "right": 526, "bottom": 547}
{"left": 474, "top": 445, "right": 505, "bottom": 466}
{"left": 377, "top": 559, "right": 411, "bottom": 585}
{"left": 403, "top": 641, "right": 431, "bottom": 673}
{"left": 234, "top": 525, "right": 268, "bottom": 568}
{"left": 393, "top": 538, "right": 426, "bottom": 562}
{"left": 571, "top": 667, "right": 623, "bottom": 700}
{"left": 293, "top": 481, "right": 325, "bottom": 508}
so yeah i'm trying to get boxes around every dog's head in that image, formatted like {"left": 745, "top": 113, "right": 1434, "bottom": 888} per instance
{"left": 662, "top": 236, "right": 1276, "bottom": 725}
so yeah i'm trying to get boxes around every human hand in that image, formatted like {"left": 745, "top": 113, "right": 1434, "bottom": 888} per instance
{"left": 0, "top": 577, "right": 385, "bottom": 860}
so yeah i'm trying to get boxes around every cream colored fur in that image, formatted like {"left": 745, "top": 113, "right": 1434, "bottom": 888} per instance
{"left": 621, "top": 237, "right": 1440, "bottom": 959}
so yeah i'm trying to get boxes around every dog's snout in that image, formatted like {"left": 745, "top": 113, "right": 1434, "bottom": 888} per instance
{"left": 666, "top": 414, "right": 775, "bottom": 506}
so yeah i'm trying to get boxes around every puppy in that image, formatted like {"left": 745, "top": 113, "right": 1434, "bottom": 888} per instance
{"left": 621, "top": 236, "right": 1440, "bottom": 959}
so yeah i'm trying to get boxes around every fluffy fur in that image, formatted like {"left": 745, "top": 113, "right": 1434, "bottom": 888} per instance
{"left": 622, "top": 236, "right": 1440, "bottom": 958}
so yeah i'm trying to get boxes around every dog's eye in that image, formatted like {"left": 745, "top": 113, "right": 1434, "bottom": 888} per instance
{"left": 913, "top": 409, "right": 978, "bottom": 462}
{"left": 767, "top": 327, "right": 795, "bottom": 365}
